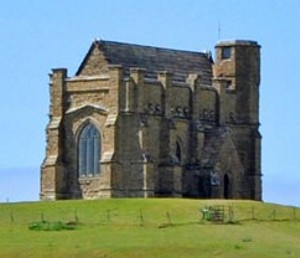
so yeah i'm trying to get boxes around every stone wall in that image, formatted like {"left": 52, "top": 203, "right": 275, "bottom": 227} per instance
{"left": 41, "top": 40, "right": 262, "bottom": 201}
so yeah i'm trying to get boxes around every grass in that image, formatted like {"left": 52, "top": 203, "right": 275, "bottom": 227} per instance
{"left": 0, "top": 199, "right": 299, "bottom": 257}
{"left": 28, "top": 220, "right": 78, "bottom": 231}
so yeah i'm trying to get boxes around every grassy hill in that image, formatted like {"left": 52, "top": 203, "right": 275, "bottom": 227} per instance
{"left": 0, "top": 199, "right": 299, "bottom": 258}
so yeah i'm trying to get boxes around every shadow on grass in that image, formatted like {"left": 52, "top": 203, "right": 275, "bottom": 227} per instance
{"left": 158, "top": 220, "right": 242, "bottom": 229}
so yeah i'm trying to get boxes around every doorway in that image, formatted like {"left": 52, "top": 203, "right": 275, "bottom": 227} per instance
{"left": 224, "top": 174, "right": 230, "bottom": 199}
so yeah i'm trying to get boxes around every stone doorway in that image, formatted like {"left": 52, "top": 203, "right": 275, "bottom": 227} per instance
{"left": 224, "top": 174, "right": 230, "bottom": 199}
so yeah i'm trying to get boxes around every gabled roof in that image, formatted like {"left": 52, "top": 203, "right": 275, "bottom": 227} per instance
{"left": 76, "top": 40, "right": 213, "bottom": 84}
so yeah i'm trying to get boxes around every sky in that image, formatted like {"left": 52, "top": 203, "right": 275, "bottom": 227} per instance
{"left": 0, "top": 0, "right": 299, "bottom": 206}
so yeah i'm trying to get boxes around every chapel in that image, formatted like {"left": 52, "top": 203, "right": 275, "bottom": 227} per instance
{"left": 41, "top": 39, "right": 262, "bottom": 200}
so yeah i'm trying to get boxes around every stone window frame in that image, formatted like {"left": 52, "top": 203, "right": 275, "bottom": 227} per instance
{"left": 176, "top": 142, "right": 182, "bottom": 163}
{"left": 175, "top": 140, "right": 183, "bottom": 165}
{"left": 77, "top": 120, "right": 102, "bottom": 177}
{"left": 221, "top": 47, "right": 232, "bottom": 60}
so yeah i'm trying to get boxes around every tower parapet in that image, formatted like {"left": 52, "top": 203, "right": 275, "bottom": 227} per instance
{"left": 214, "top": 40, "right": 260, "bottom": 125}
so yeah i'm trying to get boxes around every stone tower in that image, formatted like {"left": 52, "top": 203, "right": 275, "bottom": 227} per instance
{"left": 213, "top": 40, "right": 261, "bottom": 200}
{"left": 40, "top": 39, "right": 262, "bottom": 200}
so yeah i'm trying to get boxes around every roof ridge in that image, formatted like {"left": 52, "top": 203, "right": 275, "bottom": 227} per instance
{"left": 97, "top": 39, "right": 207, "bottom": 56}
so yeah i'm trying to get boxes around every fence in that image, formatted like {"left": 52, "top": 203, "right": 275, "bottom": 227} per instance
{"left": 200, "top": 205, "right": 300, "bottom": 224}
{"left": 1, "top": 203, "right": 299, "bottom": 228}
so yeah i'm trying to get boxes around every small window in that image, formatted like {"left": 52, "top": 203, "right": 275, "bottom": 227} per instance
{"left": 175, "top": 142, "right": 182, "bottom": 164}
{"left": 222, "top": 47, "right": 231, "bottom": 59}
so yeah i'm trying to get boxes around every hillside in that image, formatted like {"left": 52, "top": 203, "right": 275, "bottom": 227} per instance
{"left": 0, "top": 199, "right": 299, "bottom": 258}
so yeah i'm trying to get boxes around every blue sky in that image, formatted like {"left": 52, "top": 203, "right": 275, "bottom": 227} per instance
{"left": 0, "top": 0, "right": 299, "bottom": 206}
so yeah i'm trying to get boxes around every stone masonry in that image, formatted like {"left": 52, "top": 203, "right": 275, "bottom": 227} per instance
{"left": 40, "top": 39, "right": 262, "bottom": 200}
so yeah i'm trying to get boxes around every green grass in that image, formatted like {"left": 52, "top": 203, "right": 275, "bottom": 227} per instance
{"left": 0, "top": 199, "right": 299, "bottom": 257}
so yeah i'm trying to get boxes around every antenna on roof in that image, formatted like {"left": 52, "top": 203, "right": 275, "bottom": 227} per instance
{"left": 218, "top": 19, "right": 221, "bottom": 40}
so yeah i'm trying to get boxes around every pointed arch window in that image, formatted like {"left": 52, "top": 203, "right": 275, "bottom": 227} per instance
{"left": 78, "top": 123, "right": 101, "bottom": 176}
{"left": 175, "top": 141, "right": 182, "bottom": 164}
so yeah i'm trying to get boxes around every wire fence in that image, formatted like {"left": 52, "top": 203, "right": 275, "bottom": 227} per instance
{"left": 1, "top": 204, "right": 299, "bottom": 228}
{"left": 200, "top": 205, "right": 300, "bottom": 224}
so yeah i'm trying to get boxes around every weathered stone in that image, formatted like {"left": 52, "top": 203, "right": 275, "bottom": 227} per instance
{"left": 41, "top": 40, "right": 262, "bottom": 201}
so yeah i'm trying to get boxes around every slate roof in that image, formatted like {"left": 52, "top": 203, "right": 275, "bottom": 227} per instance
{"left": 76, "top": 40, "right": 213, "bottom": 84}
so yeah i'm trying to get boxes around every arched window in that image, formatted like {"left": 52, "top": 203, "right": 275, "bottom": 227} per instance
{"left": 175, "top": 141, "right": 182, "bottom": 164}
{"left": 78, "top": 123, "right": 101, "bottom": 176}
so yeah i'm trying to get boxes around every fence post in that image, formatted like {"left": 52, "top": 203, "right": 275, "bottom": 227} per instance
{"left": 10, "top": 208, "right": 14, "bottom": 223}
{"left": 228, "top": 205, "right": 234, "bottom": 223}
{"left": 293, "top": 207, "right": 296, "bottom": 221}
{"left": 272, "top": 209, "right": 276, "bottom": 221}
{"left": 74, "top": 209, "right": 79, "bottom": 223}
{"left": 251, "top": 206, "right": 255, "bottom": 220}
{"left": 166, "top": 211, "right": 172, "bottom": 226}
{"left": 107, "top": 209, "right": 111, "bottom": 222}
{"left": 41, "top": 211, "right": 45, "bottom": 222}
{"left": 139, "top": 210, "right": 145, "bottom": 227}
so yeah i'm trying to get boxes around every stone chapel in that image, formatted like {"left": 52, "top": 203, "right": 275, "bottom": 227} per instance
{"left": 40, "top": 39, "right": 262, "bottom": 200}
